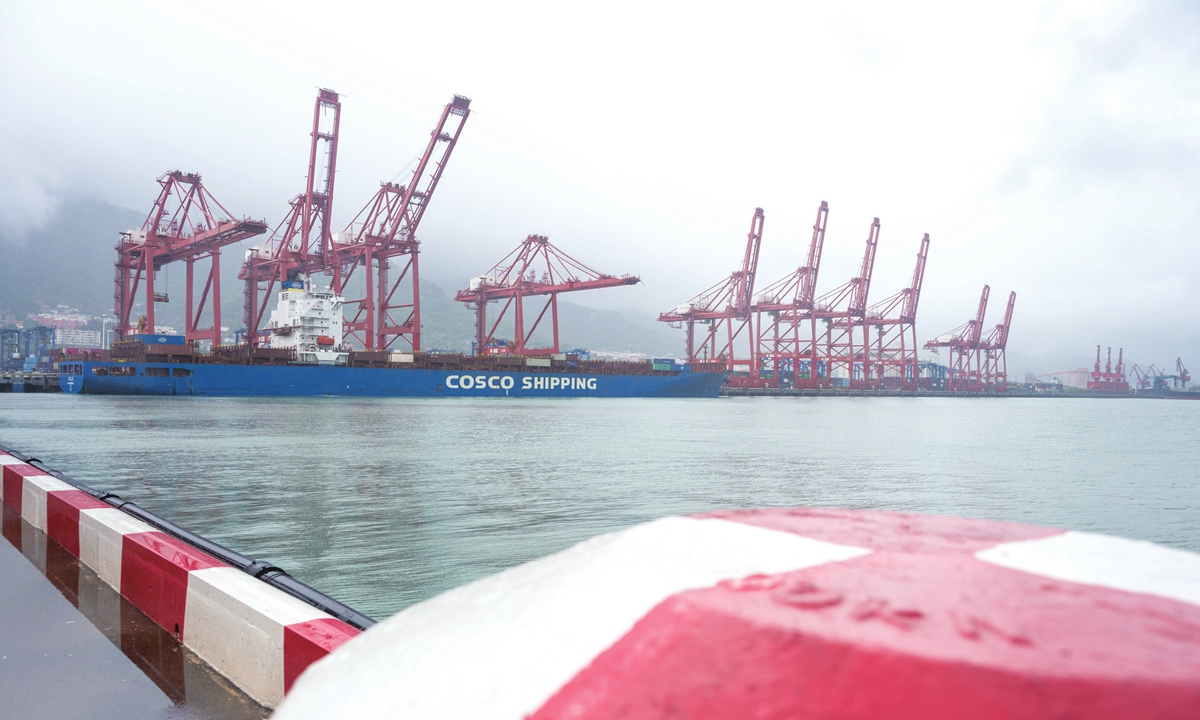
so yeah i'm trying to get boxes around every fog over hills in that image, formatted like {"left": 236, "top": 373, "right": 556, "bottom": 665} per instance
{"left": 0, "top": 199, "right": 141, "bottom": 319}
{"left": 0, "top": 198, "right": 683, "bottom": 357}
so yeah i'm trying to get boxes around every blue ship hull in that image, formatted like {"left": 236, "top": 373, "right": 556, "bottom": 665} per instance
{"left": 58, "top": 361, "right": 728, "bottom": 398}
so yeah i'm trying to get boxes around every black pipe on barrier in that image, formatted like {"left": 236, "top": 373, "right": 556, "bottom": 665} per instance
{"left": 0, "top": 444, "right": 376, "bottom": 631}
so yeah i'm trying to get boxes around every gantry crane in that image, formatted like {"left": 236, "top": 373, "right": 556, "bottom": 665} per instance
{"left": 925, "top": 284, "right": 989, "bottom": 392}
{"left": 455, "top": 235, "right": 640, "bottom": 355}
{"left": 114, "top": 173, "right": 268, "bottom": 344}
{"left": 751, "top": 201, "right": 828, "bottom": 388}
{"left": 658, "top": 208, "right": 764, "bottom": 374}
{"left": 861, "top": 233, "right": 931, "bottom": 390}
{"left": 1087, "top": 345, "right": 1129, "bottom": 392}
{"left": 242, "top": 93, "right": 470, "bottom": 351}
{"left": 813, "top": 217, "right": 880, "bottom": 388}
{"left": 242, "top": 89, "right": 343, "bottom": 344}
{"left": 338, "top": 95, "right": 471, "bottom": 351}
{"left": 979, "top": 291, "right": 1016, "bottom": 392}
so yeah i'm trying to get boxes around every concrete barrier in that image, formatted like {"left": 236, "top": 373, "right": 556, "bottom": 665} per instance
{"left": 275, "top": 508, "right": 1200, "bottom": 720}
{"left": 0, "top": 450, "right": 359, "bottom": 708}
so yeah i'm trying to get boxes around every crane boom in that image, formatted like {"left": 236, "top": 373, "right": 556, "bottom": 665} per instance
{"left": 241, "top": 89, "right": 342, "bottom": 343}
{"left": 970, "top": 285, "right": 990, "bottom": 344}
{"left": 901, "top": 234, "right": 931, "bottom": 321}
{"left": 733, "top": 209, "right": 765, "bottom": 314}
{"left": 849, "top": 218, "right": 880, "bottom": 313}
{"left": 337, "top": 94, "right": 472, "bottom": 351}
{"left": 749, "top": 202, "right": 827, "bottom": 311}
{"left": 799, "top": 201, "right": 828, "bottom": 306}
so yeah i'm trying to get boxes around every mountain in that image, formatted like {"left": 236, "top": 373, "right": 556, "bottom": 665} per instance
{"left": 0, "top": 199, "right": 142, "bottom": 320}
{"left": 1, "top": 198, "right": 683, "bottom": 356}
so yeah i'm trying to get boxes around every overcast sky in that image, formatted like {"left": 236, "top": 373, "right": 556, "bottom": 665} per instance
{"left": 1, "top": 0, "right": 1197, "bottom": 373}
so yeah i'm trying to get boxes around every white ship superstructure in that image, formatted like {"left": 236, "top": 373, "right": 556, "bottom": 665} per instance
{"left": 264, "top": 278, "right": 348, "bottom": 365}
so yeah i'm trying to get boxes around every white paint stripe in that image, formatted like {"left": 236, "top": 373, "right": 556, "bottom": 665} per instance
{"left": 185, "top": 567, "right": 328, "bottom": 707}
{"left": 78, "top": 508, "right": 155, "bottom": 590}
{"left": 21, "top": 475, "right": 73, "bottom": 531}
{"left": 977, "top": 530, "right": 1200, "bottom": 607}
{"left": 275, "top": 516, "right": 871, "bottom": 720}
{"left": 0, "top": 454, "right": 24, "bottom": 465}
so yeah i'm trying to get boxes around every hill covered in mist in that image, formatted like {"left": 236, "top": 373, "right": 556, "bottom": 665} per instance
{"left": 0, "top": 199, "right": 141, "bottom": 319}
{"left": 0, "top": 199, "right": 683, "bottom": 356}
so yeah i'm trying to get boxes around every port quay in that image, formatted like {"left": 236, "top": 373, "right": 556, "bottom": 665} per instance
{"left": 5, "top": 5, "right": 1200, "bottom": 716}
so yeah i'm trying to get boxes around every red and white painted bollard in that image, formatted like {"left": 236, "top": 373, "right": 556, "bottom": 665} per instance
{"left": 274, "top": 508, "right": 1200, "bottom": 719}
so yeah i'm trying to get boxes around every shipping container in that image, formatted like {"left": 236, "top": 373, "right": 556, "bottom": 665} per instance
{"left": 130, "top": 333, "right": 186, "bottom": 345}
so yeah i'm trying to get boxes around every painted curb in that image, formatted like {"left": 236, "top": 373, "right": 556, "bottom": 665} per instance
{"left": 0, "top": 451, "right": 359, "bottom": 707}
{"left": 275, "top": 508, "right": 1200, "bottom": 720}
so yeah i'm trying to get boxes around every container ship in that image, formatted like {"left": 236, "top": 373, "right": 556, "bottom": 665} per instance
{"left": 58, "top": 280, "right": 727, "bottom": 398}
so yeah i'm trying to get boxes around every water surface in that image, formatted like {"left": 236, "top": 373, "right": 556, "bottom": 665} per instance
{"left": 1, "top": 394, "right": 1197, "bottom": 619}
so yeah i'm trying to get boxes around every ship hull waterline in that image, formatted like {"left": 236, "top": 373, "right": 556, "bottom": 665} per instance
{"left": 59, "top": 362, "right": 729, "bottom": 399}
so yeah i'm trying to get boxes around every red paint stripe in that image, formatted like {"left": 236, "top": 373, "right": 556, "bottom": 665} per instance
{"left": 699, "top": 507, "right": 1061, "bottom": 553}
{"left": 1, "top": 463, "right": 46, "bottom": 514}
{"left": 46, "top": 490, "right": 110, "bottom": 557}
{"left": 283, "top": 618, "right": 361, "bottom": 693}
{"left": 532, "top": 553, "right": 1200, "bottom": 720}
{"left": 120, "top": 531, "right": 224, "bottom": 640}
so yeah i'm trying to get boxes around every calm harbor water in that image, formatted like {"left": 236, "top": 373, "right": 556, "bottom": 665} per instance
{"left": 1, "top": 394, "right": 1198, "bottom": 619}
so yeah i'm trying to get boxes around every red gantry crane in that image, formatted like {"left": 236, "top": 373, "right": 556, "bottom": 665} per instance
{"left": 242, "top": 93, "right": 470, "bottom": 351}
{"left": 813, "top": 217, "right": 880, "bottom": 389}
{"left": 861, "top": 233, "right": 931, "bottom": 391}
{"left": 751, "top": 202, "right": 828, "bottom": 388}
{"left": 1087, "top": 345, "right": 1129, "bottom": 393}
{"left": 242, "top": 89, "right": 343, "bottom": 343}
{"left": 924, "top": 284, "right": 990, "bottom": 392}
{"left": 658, "top": 208, "right": 765, "bottom": 375}
{"left": 455, "top": 235, "right": 640, "bottom": 355}
{"left": 114, "top": 172, "right": 268, "bottom": 343}
{"left": 979, "top": 290, "right": 1016, "bottom": 392}
{"left": 338, "top": 95, "right": 471, "bottom": 351}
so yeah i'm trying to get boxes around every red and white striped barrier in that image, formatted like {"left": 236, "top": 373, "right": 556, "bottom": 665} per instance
{"left": 0, "top": 451, "right": 359, "bottom": 708}
{"left": 275, "top": 508, "right": 1200, "bottom": 719}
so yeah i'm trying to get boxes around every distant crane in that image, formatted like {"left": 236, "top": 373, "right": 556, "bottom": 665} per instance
{"left": 979, "top": 290, "right": 1016, "bottom": 392}
{"left": 1146, "top": 358, "right": 1192, "bottom": 391}
{"left": 658, "top": 208, "right": 765, "bottom": 373}
{"left": 455, "top": 235, "right": 640, "bottom": 355}
{"left": 924, "top": 284, "right": 989, "bottom": 392}
{"left": 814, "top": 217, "right": 881, "bottom": 388}
{"left": 1087, "top": 345, "right": 1129, "bottom": 393}
{"left": 751, "top": 201, "right": 828, "bottom": 388}
{"left": 1128, "top": 364, "right": 1154, "bottom": 390}
{"left": 861, "top": 233, "right": 931, "bottom": 391}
